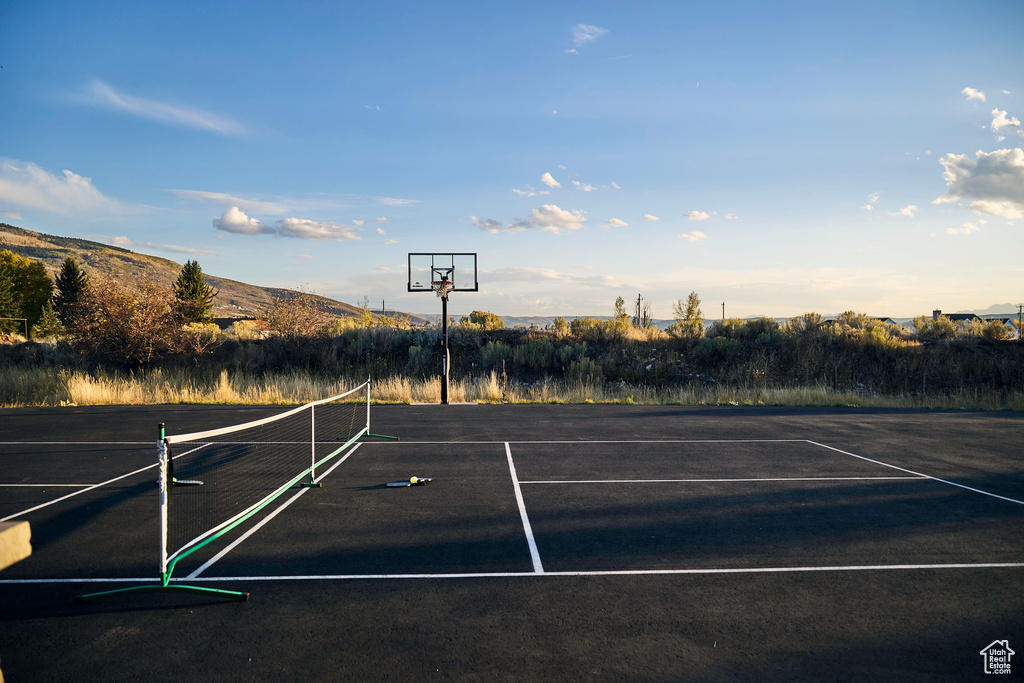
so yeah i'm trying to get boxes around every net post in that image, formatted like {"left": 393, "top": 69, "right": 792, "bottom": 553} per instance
{"left": 157, "top": 424, "right": 168, "bottom": 582}
{"left": 302, "top": 404, "right": 321, "bottom": 487}
{"left": 366, "top": 377, "right": 371, "bottom": 432}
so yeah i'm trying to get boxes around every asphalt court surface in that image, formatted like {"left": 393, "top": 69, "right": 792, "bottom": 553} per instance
{"left": 1, "top": 404, "right": 1023, "bottom": 681}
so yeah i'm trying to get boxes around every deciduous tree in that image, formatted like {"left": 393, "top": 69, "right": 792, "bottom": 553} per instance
{"left": 0, "top": 250, "right": 53, "bottom": 334}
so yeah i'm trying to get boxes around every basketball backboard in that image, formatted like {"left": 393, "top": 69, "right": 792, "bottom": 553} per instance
{"left": 407, "top": 253, "right": 478, "bottom": 292}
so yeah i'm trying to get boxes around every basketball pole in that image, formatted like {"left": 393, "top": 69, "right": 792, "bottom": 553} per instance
{"left": 441, "top": 291, "right": 450, "bottom": 404}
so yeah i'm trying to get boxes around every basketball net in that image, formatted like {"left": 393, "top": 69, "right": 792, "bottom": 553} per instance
{"left": 433, "top": 280, "right": 454, "bottom": 298}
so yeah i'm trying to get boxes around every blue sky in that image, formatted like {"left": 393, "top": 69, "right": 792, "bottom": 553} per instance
{"left": 2, "top": 0, "right": 1022, "bottom": 318}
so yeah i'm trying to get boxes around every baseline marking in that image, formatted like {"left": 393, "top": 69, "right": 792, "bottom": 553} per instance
{"left": 521, "top": 476, "right": 926, "bottom": 485}
{"left": 807, "top": 441, "right": 1024, "bottom": 507}
{"left": 186, "top": 444, "right": 362, "bottom": 579}
{"left": 0, "top": 484, "right": 96, "bottom": 488}
{"left": 5, "top": 562, "right": 1024, "bottom": 585}
{"left": 359, "top": 439, "right": 808, "bottom": 445}
{"left": 506, "top": 442, "right": 544, "bottom": 573}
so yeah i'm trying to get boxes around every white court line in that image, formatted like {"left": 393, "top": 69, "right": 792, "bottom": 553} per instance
{"left": 356, "top": 440, "right": 811, "bottom": 446}
{"left": 0, "top": 462, "right": 158, "bottom": 523}
{"left": 0, "top": 442, "right": 211, "bottom": 523}
{"left": 506, "top": 442, "right": 544, "bottom": 573}
{"left": 185, "top": 444, "right": 362, "bottom": 579}
{"left": 806, "top": 441, "right": 1024, "bottom": 507}
{"left": 0, "top": 484, "right": 97, "bottom": 487}
{"left": 4, "top": 562, "right": 1024, "bottom": 585}
{"left": 521, "top": 476, "right": 927, "bottom": 484}
{"left": 0, "top": 444, "right": 151, "bottom": 448}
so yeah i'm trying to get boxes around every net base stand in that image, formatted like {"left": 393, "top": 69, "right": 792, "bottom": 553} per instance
{"left": 365, "top": 433, "right": 399, "bottom": 441}
{"left": 75, "top": 583, "right": 249, "bottom": 603}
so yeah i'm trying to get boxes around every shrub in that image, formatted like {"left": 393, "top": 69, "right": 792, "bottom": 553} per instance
{"left": 468, "top": 310, "right": 505, "bottom": 330}
{"left": 263, "top": 290, "right": 331, "bottom": 340}
{"left": 566, "top": 357, "right": 603, "bottom": 387}
{"left": 71, "top": 278, "right": 183, "bottom": 366}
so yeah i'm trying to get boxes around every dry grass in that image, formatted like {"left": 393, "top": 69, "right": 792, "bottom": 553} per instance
{"left": 0, "top": 366, "right": 1021, "bottom": 411}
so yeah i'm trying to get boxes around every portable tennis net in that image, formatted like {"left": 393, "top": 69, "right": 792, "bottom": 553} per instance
{"left": 77, "top": 379, "right": 395, "bottom": 602}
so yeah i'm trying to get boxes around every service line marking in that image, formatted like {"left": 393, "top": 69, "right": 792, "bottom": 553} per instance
{"left": 5, "top": 562, "right": 1024, "bottom": 586}
{"left": 520, "top": 476, "right": 927, "bottom": 485}
{"left": 185, "top": 444, "right": 362, "bottom": 579}
{"left": 806, "top": 441, "right": 1024, "bottom": 507}
{"left": 506, "top": 442, "right": 544, "bottom": 573}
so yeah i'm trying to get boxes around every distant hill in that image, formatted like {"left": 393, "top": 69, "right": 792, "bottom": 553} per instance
{"left": 0, "top": 223, "right": 428, "bottom": 323}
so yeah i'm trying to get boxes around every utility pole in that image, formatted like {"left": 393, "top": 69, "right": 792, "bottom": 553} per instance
{"left": 722, "top": 302, "right": 725, "bottom": 322}
{"left": 382, "top": 299, "right": 385, "bottom": 316}
{"left": 1018, "top": 303, "right": 1023, "bottom": 340}
{"left": 635, "top": 293, "right": 642, "bottom": 326}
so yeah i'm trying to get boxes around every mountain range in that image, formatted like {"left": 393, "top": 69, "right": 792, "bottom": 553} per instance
{"left": 0, "top": 223, "right": 432, "bottom": 324}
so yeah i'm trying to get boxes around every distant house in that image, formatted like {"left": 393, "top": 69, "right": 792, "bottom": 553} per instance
{"left": 931, "top": 309, "right": 981, "bottom": 323}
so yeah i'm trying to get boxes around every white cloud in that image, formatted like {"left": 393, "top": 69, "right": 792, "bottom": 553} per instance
{"left": 933, "top": 148, "right": 1024, "bottom": 218}
{"left": 83, "top": 80, "right": 247, "bottom": 135}
{"left": 891, "top": 204, "right": 918, "bottom": 217}
{"left": 213, "top": 207, "right": 274, "bottom": 235}
{"left": 540, "top": 172, "right": 561, "bottom": 188}
{"left": 474, "top": 204, "right": 587, "bottom": 234}
{"left": 962, "top": 87, "right": 986, "bottom": 102}
{"left": 0, "top": 159, "right": 126, "bottom": 215}
{"left": 275, "top": 217, "right": 361, "bottom": 241}
{"left": 376, "top": 227, "right": 386, "bottom": 235}
{"left": 352, "top": 219, "right": 365, "bottom": 226}
{"left": 1004, "top": 90, "right": 1012, "bottom": 95}
{"left": 108, "top": 235, "right": 215, "bottom": 255}
{"left": 375, "top": 217, "right": 388, "bottom": 223}
{"left": 643, "top": 213, "right": 660, "bottom": 221}
{"left": 603, "top": 218, "right": 628, "bottom": 227}
{"left": 571, "top": 180, "right": 595, "bottom": 192}
{"left": 724, "top": 213, "right": 739, "bottom": 220}
{"left": 991, "top": 108, "right": 1023, "bottom": 140}
{"left": 611, "top": 181, "right": 621, "bottom": 190}
{"left": 512, "top": 187, "right": 549, "bottom": 197}
{"left": 684, "top": 210, "right": 710, "bottom": 221}
{"left": 377, "top": 197, "right": 419, "bottom": 206}
{"left": 472, "top": 216, "right": 513, "bottom": 233}
{"left": 0, "top": 211, "right": 22, "bottom": 220}
{"left": 171, "top": 189, "right": 286, "bottom": 214}
{"left": 572, "top": 24, "right": 608, "bottom": 47}
{"left": 213, "top": 206, "right": 360, "bottom": 240}
{"left": 515, "top": 205, "right": 586, "bottom": 233}
{"left": 946, "top": 223, "right": 980, "bottom": 235}
{"left": 383, "top": 239, "right": 398, "bottom": 245}
{"left": 679, "top": 231, "right": 707, "bottom": 242}
{"left": 861, "top": 205, "right": 874, "bottom": 211}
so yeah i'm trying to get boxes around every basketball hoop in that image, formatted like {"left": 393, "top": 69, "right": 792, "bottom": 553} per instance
{"left": 432, "top": 280, "right": 454, "bottom": 298}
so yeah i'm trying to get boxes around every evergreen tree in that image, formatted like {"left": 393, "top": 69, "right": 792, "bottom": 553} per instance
{"left": 53, "top": 256, "right": 89, "bottom": 324}
{"left": 32, "top": 300, "right": 65, "bottom": 338}
{"left": 172, "top": 260, "right": 218, "bottom": 323}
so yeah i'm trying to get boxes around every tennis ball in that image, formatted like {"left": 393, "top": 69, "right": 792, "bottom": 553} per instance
{"left": 410, "top": 476, "right": 418, "bottom": 484}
